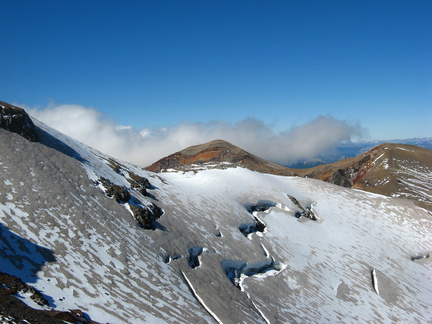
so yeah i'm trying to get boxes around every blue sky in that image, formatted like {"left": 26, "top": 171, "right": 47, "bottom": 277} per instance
{"left": 1, "top": 1, "right": 431, "bottom": 149}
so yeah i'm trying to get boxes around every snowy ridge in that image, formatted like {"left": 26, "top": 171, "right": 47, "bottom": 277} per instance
{"left": 1, "top": 120, "right": 432, "bottom": 323}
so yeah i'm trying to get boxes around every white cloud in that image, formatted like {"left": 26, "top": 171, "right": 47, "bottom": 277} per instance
{"left": 27, "top": 103, "right": 365, "bottom": 167}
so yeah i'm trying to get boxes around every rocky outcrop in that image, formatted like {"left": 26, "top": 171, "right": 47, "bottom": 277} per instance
{"left": 329, "top": 155, "right": 371, "bottom": 188}
{"left": 0, "top": 101, "right": 38, "bottom": 142}
{"left": 0, "top": 271, "right": 100, "bottom": 323}
{"left": 0, "top": 271, "right": 49, "bottom": 306}
{"left": 96, "top": 175, "right": 162, "bottom": 230}
{"left": 98, "top": 177, "right": 131, "bottom": 203}
{"left": 106, "top": 159, "right": 152, "bottom": 196}
{"left": 330, "top": 169, "right": 353, "bottom": 188}
{"left": 128, "top": 173, "right": 152, "bottom": 196}
{"left": 130, "top": 203, "right": 163, "bottom": 229}
{"left": 40, "top": 309, "right": 99, "bottom": 324}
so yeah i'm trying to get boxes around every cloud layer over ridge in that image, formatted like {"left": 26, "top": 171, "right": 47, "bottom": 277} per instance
{"left": 27, "top": 103, "right": 364, "bottom": 167}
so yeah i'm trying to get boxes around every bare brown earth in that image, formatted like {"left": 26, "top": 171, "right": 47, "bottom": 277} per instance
{"left": 146, "top": 139, "right": 297, "bottom": 176}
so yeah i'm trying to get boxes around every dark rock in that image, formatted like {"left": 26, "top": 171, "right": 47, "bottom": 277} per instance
{"left": 127, "top": 173, "right": 152, "bottom": 196}
{"left": 131, "top": 174, "right": 151, "bottom": 189}
{"left": 411, "top": 253, "right": 430, "bottom": 261}
{"left": 0, "top": 271, "right": 49, "bottom": 306}
{"left": 40, "top": 308, "right": 99, "bottom": 324}
{"left": 98, "top": 177, "right": 131, "bottom": 203}
{"left": 249, "top": 202, "right": 275, "bottom": 213}
{"left": 330, "top": 155, "right": 372, "bottom": 188}
{"left": 239, "top": 202, "right": 271, "bottom": 237}
{"left": 0, "top": 101, "right": 39, "bottom": 142}
{"left": 107, "top": 185, "right": 130, "bottom": 203}
{"left": 287, "top": 195, "right": 318, "bottom": 221}
{"left": 107, "top": 159, "right": 122, "bottom": 174}
{"left": 239, "top": 216, "right": 267, "bottom": 237}
{"left": 253, "top": 216, "right": 266, "bottom": 232}
{"left": 287, "top": 195, "right": 304, "bottom": 211}
{"left": 330, "top": 169, "right": 352, "bottom": 187}
{"left": 130, "top": 203, "right": 163, "bottom": 229}
{"left": 188, "top": 247, "right": 205, "bottom": 269}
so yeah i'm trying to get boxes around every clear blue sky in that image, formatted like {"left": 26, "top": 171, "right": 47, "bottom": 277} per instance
{"left": 1, "top": 0, "right": 431, "bottom": 140}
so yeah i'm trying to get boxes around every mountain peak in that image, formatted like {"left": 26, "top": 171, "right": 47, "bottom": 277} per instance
{"left": 146, "top": 139, "right": 297, "bottom": 176}
{"left": 177, "top": 139, "right": 241, "bottom": 157}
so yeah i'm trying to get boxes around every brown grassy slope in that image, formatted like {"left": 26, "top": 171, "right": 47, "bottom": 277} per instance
{"left": 297, "top": 143, "right": 432, "bottom": 210}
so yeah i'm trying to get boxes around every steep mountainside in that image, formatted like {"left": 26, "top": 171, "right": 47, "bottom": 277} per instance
{"left": 146, "top": 139, "right": 297, "bottom": 176}
{"left": 1, "top": 102, "right": 431, "bottom": 323}
{"left": 298, "top": 143, "right": 432, "bottom": 210}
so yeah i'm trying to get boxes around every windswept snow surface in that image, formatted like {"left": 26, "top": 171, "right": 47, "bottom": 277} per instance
{"left": 0, "top": 121, "right": 431, "bottom": 323}
{"left": 158, "top": 168, "right": 432, "bottom": 323}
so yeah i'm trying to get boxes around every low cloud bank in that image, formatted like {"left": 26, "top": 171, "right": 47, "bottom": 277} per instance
{"left": 28, "top": 103, "right": 364, "bottom": 167}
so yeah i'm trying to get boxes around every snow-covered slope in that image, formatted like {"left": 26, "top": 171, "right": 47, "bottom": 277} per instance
{"left": 1, "top": 119, "right": 431, "bottom": 323}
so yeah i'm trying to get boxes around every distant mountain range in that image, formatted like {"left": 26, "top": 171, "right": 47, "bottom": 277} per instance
{"left": 1, "top": 100, "right": 432, "bottom": 323}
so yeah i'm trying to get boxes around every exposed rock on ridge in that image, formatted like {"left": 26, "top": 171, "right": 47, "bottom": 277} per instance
{"left": 0, "top": 101, "right": 38, "bottom": 142}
